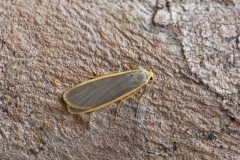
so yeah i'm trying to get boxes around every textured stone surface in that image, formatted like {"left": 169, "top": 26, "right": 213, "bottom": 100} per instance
{"left": 0, "top": 0, "right": 239, "bottom": 159}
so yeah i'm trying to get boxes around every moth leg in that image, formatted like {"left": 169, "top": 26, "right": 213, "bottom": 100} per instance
{"left": 123, "top": 86, "right": 147, "bottom": 121}
{"left": 80, "top": 67, "right": 99, "bottom": 79}
{"left": 81, "top": 74, "right": 97, "bottom": 79}
{"left": 136, "top": 85, "right": 147, "bottom": 105}
{"left": 104, "top": 70, "right": 120, "bottom": 76}
{"left": 116, "top": 85, "right": 146, "bottom": 119}
{"left": 135, "top": 85, "right": 147, "bottom": 117}
{"left": 83, "top": 70, "right": 120, "bottom": 79}
{"left": 115, "top": 91, "right": 139, "bottom": 119}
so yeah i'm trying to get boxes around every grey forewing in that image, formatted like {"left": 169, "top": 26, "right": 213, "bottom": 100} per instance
{"left": 65, "top": 70, "right": 148, "bottom": 110}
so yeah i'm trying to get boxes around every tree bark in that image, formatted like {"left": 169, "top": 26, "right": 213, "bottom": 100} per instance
{"left": 0, "top": 0, "right": 239, "bottom": 159}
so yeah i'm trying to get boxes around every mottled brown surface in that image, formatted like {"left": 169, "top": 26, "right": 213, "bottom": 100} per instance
{"left": 0, "top": 0, "right": 239, "bottom": 159}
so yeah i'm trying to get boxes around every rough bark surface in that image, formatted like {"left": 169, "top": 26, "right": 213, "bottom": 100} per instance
{"left": 0, "top": 0, "right": 239, "bottom": 159}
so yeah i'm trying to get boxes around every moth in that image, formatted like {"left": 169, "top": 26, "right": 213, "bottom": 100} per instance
{"left": 63, "top": 68, "right": 153, "bottom": 114}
